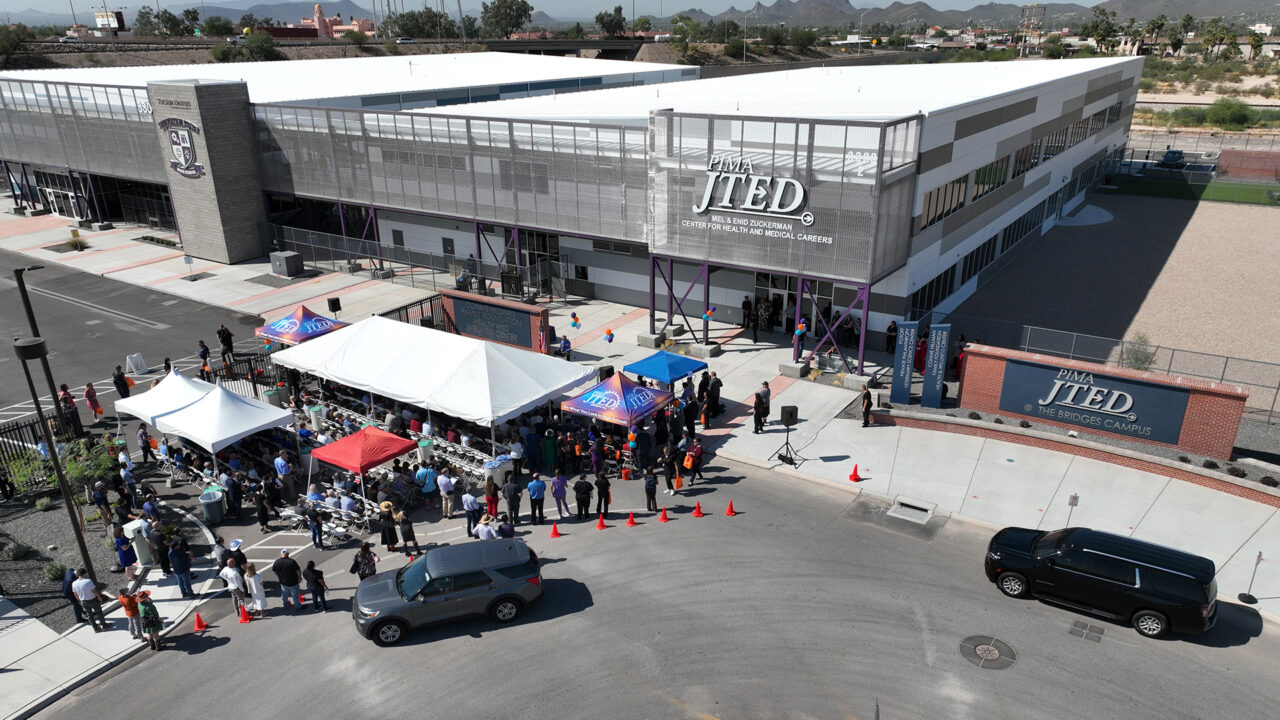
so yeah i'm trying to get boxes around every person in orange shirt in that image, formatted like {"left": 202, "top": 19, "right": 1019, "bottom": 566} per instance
{"left": 117, "top": 587, "right": 143, "bottom": 641}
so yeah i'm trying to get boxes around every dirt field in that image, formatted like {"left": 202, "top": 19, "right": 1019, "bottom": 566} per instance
{"left": 952, "top": 194, "right": 1280, "bottom": 364}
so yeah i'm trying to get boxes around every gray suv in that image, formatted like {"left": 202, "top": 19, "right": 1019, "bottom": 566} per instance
{"left": 353, "top": 539, "right": 542, "bottom": 646}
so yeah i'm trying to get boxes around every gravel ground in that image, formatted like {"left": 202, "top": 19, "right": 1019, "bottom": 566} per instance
{"left": 0, "top": 463, "right": 210, "bottom": 634}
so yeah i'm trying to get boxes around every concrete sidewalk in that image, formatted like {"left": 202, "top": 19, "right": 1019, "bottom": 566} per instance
{"left": 0, "top": 209, "right": 430, "bottom": 322}
{"left": 0, "top": 504, "right": 220, "bottom": 720}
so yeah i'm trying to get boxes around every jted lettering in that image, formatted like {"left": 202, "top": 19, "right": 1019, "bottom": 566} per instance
{"left": 692, "top": 154, "right": 806, "bottom": 218}
{"left": 1037, "top": 369, "right": 1135, "bottom": 418}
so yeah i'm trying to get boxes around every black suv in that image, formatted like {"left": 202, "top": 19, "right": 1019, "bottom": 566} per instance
{"left": 985, "top": 527, "right": 1217, "bottom": 639}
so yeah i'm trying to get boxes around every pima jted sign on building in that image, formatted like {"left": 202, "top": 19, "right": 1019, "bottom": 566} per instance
{"left": 647, "top": 112, "right": 919, "bottom": 285}
{"left": 998, "top": 360, "right": 1190, "bottom": 443}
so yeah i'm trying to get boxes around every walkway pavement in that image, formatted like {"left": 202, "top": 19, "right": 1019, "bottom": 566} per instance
{"left": 1, "top": 205, "right": 1277, "bottom": 719}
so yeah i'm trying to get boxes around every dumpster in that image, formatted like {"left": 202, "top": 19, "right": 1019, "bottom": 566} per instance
{"left": 199, "top": 490, "right": 225, "bottom": 524}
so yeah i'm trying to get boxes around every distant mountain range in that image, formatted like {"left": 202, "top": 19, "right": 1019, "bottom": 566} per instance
{"left": 5, "top": 0, "right": 1279, "bottom": 32}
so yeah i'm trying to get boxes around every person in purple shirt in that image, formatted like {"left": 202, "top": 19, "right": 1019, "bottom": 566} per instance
{"left": 526, "top": 473, "right": 546, "bottom": 525}
{"left": 550, "top": 469, "right": 570, "bottom": 520}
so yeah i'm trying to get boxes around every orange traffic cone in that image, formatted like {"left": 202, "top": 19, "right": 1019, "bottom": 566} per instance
{"left": 192, "top": 613, "right": 208, "bottom": 632}
{"left": 725, "top": 501, "right": 737, "bottom": 517}
{"left": 849, "top": 464, "right": 861, "bottom": 482}
{"left": 595, "top": 514, "right": 606, "bottom": 530}
{"left": 692, "top": 502, "right": 705, "bottom": 518}
{"left": 626, "top": 511, "right": 637, "bottom": 527}
{"left": 659, "top": 507, "right": 670, "bottom": 523}
{"left": 238, "top": 604, "right": 252, "bottom": 624}
{"left": 550, "top": 522, "right": 561, "bottom": 538}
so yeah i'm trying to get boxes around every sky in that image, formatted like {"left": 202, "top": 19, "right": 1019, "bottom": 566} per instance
{"left": 2, "top": 0, "right": 1110, "bottom": 22}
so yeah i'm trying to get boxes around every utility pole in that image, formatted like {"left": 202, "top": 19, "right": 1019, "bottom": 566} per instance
{"left": 68, "top": 0, "right": 79, "bottom": 27}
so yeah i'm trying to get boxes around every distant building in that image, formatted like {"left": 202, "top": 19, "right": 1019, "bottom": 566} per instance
{"left": 1248, "top": 23, "right": 1272, "bottom": 36}
{"left": 300, "top": 3, "right": 374, "bottom": 39}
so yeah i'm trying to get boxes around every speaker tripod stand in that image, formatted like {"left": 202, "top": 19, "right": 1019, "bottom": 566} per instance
{"left": 768, "top": 423, "right": 808, "bottom": 469}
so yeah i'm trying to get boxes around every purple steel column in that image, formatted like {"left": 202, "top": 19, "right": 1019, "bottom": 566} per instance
{"left": 648, "top": 255, "right": 656, "bottom": 335}
{"left": 337, "top": 202, "right": 348, "bottom": 238}
{"left": 701, "top": 262, "right": 710, "bottom": 345}
{"left": 856, "top": 284, "right": 870, "bottom": 376}
{"left": 792, "top": 276, "right": 807, "bottom": 363}
{"left": 666, "top": 258, "right": 674, "bottom": 330}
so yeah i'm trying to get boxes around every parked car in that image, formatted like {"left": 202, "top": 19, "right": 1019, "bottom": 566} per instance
{"left": 227, "top": 36, "right": 243, "bottom": 45}
{"left": 984, "top": 526, "right": 1217, "bottom": 639}
{"left": 353, "top": 538, "right": 542, "bottom": 646}
{"left": 58, "top": 36, "right": 83, "bottom": 44}
{"left": 1156, "top": 149, "right": 1186, "bottom": 169}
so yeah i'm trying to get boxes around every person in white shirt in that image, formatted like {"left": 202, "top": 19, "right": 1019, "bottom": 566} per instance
{"left": 117, "top": 449, "right": 134, "bottom": 472}
{"left": 219, "top": 558, "right": 247, "bottom": 612}
{"left": 71, "top": 569, "right": 109, "bottom": 631}
{"left": 437, "top": 472, "right": 455, "bottom": 518}
{"left": 460, "top": 431, "right": 471, "bottom": 448}
{"left": 243, "top": 562, "right": 267, "bottom": 618}
{"left": 474, "top": 514, "right": 497, "bottom": 540}
{"left": 508, "top": 437, "right": 526, "bottom": 478}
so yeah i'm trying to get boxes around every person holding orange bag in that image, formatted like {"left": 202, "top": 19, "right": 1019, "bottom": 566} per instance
{"left": 83, "top": 382, "right": 103, "bottom": 419}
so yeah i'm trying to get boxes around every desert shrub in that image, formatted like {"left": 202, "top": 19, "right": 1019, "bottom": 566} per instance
{"left": 1261, "top": 476, "right": 1278, "bottom": 487}
{"left": 967, "top": 411, "right": 982, "bottom": 420}
{"left": 1202, "top": 459, "right": 1220, "bottom": 469}
{"left": 1226, "top": 466, "right": 1247, "bottom": 478}
{"left": 4, "top": 542, "right": 33, "bottom": 560}
{"left": 43, "top": 561, "right": 67, "bottom": 582}
{"left": 35, "top": 496, "right": 57, "bottom": 511}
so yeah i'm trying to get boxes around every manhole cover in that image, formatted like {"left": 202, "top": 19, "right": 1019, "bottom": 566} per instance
{"left": 959, "top": 635, "right": 1017, "bottom": 670}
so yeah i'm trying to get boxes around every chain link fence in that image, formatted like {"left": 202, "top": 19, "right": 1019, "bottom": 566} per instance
{"left": 1117, "top": 128, "right": 1280, "bottom": 205}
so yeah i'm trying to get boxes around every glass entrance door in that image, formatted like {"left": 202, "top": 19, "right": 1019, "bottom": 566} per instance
{"left": 42, "top": 189, "right": 86, "bottom": 221}
{"left": 753, "top": 273, "right": 833, "bottom": 334}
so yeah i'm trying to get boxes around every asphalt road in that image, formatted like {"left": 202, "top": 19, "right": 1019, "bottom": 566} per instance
{"left": 36, "top": 460, "right": 1280, "bottom": 720}
{"left": 0, "top": 248, "right": 262, "bottom": 418}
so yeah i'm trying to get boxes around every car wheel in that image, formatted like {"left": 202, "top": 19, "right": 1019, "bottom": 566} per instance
{"left": 489, "top": 597, "right": 524, "bottom": 623}
{"left": 997, "top": 572, "right": 1030, "bottom": 598}
{"left": 371, "top": 619, "right": 408, "bottom": 646}
{"left": 1133, "top": 610, "right": 1168, "bottom": 639}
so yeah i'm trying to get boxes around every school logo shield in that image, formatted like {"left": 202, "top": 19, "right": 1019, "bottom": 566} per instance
{"left": 158, "top": 118, "right": 204, "bottom": 179}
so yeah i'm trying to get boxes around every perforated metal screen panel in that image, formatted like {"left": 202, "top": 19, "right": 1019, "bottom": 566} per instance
{"left": 647, "top": 112, "right": 918, "bottom": 284}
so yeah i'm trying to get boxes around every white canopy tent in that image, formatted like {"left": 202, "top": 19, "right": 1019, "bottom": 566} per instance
{"left": 270, "top": 316, "right": 594, "bottom": 427}
{"left": 113, "top": 370, "right": 216, "bottom": 425}
{"left": 155, "top": 383, "right": 295, "bottom": 454}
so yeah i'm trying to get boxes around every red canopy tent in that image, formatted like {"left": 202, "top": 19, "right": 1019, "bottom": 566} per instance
{"left": 310, "top": 426, "right": 416, "bottom": 499}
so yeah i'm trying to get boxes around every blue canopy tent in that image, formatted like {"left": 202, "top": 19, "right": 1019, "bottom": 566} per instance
{"left": 622, "top": 351, "right": 708, "bottom": 387}
{"left": 559, "top": 372, "right": 674, "bottom": 428}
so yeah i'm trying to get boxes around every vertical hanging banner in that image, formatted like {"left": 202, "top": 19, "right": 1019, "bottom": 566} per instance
{"left": 890, "top": 321, "right": 919, "bottom": 405}
{"left": 921, "top": 324, "right": 952, "bottom": 408}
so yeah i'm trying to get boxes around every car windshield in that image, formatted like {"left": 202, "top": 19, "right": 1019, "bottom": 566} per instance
{"left": 396, "top": 555, "right": 431, "bottom": 600}
{"left": 1032, "top": 529, "right": 1070, "bottom": 558}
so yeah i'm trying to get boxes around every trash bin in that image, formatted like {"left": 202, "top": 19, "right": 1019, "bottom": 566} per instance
{"left": 199, "top": 490, "right": 225, "bottom": 525}
{"left": 264, "top": 388, "right": 282, "bottom": 408}
{"left": 417, "top": 438, "right": 433, "bottom": 463}
{"left": 123, "top": 518, "right": 154, "bottom": 566}
{"left": 308, "top": 405, "right": 324, "bottom": 430}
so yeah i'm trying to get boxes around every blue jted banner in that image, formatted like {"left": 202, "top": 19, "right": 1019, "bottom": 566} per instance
{"left": 890, "top": 321, "right": 919, "bottom": 405}
{"left": 921, "top": 324, "right": 951, "bottom": 408}
{"left": 998, "top": 360, "right": 1190, "bottom": 443}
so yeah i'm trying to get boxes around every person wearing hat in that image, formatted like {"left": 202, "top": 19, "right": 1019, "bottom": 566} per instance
{"left": 474, "top": 514, "right": 498, "bottom": 540}
{"left": 136, "top": 590, "right": 163, "bottom": 650}
{"left": 378, "top": 500, "right": 399, "bottom": 554}
{"left": 229, "top": 539, "right": 248, "bottom": 577}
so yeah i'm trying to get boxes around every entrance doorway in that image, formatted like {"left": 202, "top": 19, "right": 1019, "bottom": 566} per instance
{"left": 753, "top": 273, "right": 834, "bottom": 334}
{"left": 41, "top": 188, "right": 86, "bottom": 221}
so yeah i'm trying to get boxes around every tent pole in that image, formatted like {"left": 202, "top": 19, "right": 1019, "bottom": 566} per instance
{"left": 490, "top": 425, "right": 496, "bottom": 460}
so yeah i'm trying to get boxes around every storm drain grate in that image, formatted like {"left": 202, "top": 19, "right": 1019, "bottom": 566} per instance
{"left": 886, "top": 495, "right": 935, "bottom": 525}
{"left": 1069, "top": 620, "right": 1105, "bottom": 643}
{"left": 180, "top": 272, "right": 214, "bottom": 282}
{"left": 959, "top": 635, "right": 1017, "bottom": 670}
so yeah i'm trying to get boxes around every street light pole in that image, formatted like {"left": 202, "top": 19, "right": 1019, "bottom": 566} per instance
{"left": 13, "top": 266, "right": 62, "bottom": 414}
{"left": 15, "top": 337, "right": 99, "bottom": 586}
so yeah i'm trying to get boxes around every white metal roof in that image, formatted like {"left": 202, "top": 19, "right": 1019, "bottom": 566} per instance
{"left": 0, "top": 52, "right": 688, "bottom": 104}
{"left": 415, "top": 57, "right": 1140, "bottom": 124}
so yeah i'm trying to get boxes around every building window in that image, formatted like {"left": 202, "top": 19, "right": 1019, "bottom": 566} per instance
{"left": 972, "top": 156, "right": 1010, "bottom": 201}
{"left": 392, "top": 229, "right": 404, "bottom": 248}
{"left": 1042, "top": 127, "right": 1068, "bottom": 160}
{"left": 961, "top": 235, "right": 997, "bottom": 284}
{"left": 1088, "top": 109, "right": 1107, "bottom": 136}
{"left": 908, "top": 265, "right": 957, "bottom": 315}
{"left": 1067, "top": 118, "right": 1090, "bottom": 147}
{"left": 1106, "top": 102, "right": 1122, "bottom": 125}
{"left": 999, "top": 201, "right": 1048, "bottom": 254}
{"left": 442, "top": 237, "right": 455, "bottom": 256}
{"left": 918, "top": 174, "right": 968, "bottom": 232}
{"left": 1011, "top": 139, "right": 1042, "bottom": 178}
{"left": 591, "top": 240, "right": 632, "bottom": 256}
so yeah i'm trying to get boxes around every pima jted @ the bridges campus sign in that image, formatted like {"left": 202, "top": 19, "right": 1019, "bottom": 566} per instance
{"left": 998, "top": 360, "right": 1189, "bottom": 444}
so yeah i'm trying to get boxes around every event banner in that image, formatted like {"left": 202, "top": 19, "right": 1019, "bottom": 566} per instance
{"left": 890, "top": 321, "right": 919, "bottom": 405}
{"left": 921, "top": 324, "right": 951, "bottom": 408}
{"left": 998, "top": 359, "right": 1190, "bottom": 443}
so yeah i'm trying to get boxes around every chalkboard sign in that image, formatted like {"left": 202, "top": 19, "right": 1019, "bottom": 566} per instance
{"left": 451, "top": 296, "right": 532, "bottom": 348}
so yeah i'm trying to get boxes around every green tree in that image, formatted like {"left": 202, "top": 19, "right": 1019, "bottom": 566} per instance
{"left": 210, "top": 43, "right": 243, "bottom": 62}
{"left": 389, "top": 8, "right": 458, "bottom": 38}
{"left": 461, "top": 15, "right": 480, "bottom": 39}
{"left": 564, "top": 22, "right": 585, "bottom": 39}
{"left": 0, "top": 24, "right": 33, "bottom": 69}
{"left": 1042, "top": 33, "right": 1066, "bottom": 59}
{"left": 239, "top": 13, "right": 258, "bottom": 29}
{"left": 245, "top": 31, "right": 283, "bottom": 61}
{"left": 1079, "top": 6, "right": 1118, "bottom": 54}
{"left": 759, "top": 25, "right": 787, "bottom": 51}
{"left": 133, "top": 6, "right": 160, "bottom": 37}
{"left": 669, "top": 13, "right": 698, "bottom": 54}
{"left": 595, "top": 5, "right": 627, "bottom": 37}
{"left": 1205, "top": 98, "right": 1251, "bottom": 130}
{"left": 1178, "top": 14, "right": 1196, "bottom": 42}
{"left": 182, "top": 8, "right": 201, "bottom": 33}
{"left": 203, "top": 16, "right": 234, "bottom": 37}
{"left": 1249, "top": 31, "right": 1264, "bottom": 60}
{"left": 789, "top": 27, "right": 818, "bottom": 52}
{"left": 481, "top": 0, "right": 533, "bottom": 39}
{"left": 931, "top": 28, "right": 948, "bottom": 38}
{"left": 632, "top": 17, "right": 651, "bottom": 33}
{"left": 343, "top": 29, "right": 369, "bottom": 46}
{"left": 1169, "top": 36, "right": 1183, "bottom": 56}
{"left": 1144, "top": 14, "right": 1166, "bottom": 44}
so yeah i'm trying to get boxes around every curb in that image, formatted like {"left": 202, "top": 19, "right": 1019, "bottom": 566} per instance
{"left": 711, "top": 446, "right": 1280, "bottom": 629}
{"left": 6, "top": 501, "right": 221, "bottom": 720}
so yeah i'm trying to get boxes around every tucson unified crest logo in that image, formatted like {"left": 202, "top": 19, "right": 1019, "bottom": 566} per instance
{"left": 158, "top": 118, "right": 205, "bottom": 179}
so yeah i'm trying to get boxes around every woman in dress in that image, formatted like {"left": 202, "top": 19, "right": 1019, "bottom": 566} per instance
{"left": 136, "top": 591, "right": 163, "bottom": 650}
{"left": 377, "top": 501, "right": 399, "bottom": 554}
{"left": 243, "top": 562, "right": 267, "bottom": 618}
{"left": 83, "top": 383, "right": 103, "bottom": 419}
{"left": 114, "top": 526, "right": 137, "bottom": 571}
{"left": 394, "top": 508, "right": 420, "bottom": 557}
{"left": 354, "top": 541, "right": 380, "bottom": 581}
